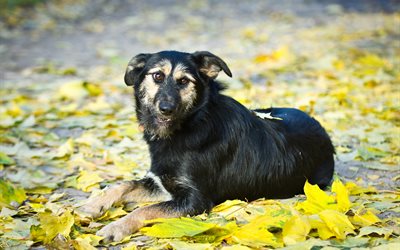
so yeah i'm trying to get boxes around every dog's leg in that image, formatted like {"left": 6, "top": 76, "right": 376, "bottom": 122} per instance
{"left": 79, "top": 172, "right": 173, "bottom": 218}
{"left": 97, "top": 201, "right": 180, "bottom": 242}
{"left": 97, "top": 194, "right": 212, "bottom": 243}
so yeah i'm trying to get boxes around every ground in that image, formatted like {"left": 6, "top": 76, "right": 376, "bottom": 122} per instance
{"left": 0, "top": 0, "right": 399, "bottom": 249}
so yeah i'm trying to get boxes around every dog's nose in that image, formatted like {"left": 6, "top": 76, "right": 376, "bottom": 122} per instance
{"left": 159, "top": 102, "right": 176, "bottom": 116}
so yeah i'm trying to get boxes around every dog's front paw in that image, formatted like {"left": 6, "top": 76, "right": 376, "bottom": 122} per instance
{"left": 78, "top": 194, "right": 114, "bottom": 218}
{"left": 97, "top": 217, "right": 136, "bottom": 243}
{"left": 78, "top": 202, "right": 106, "bottom": 218}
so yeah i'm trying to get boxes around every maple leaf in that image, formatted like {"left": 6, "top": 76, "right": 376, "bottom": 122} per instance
{"left": 282, "top": 214, "right": 311, "bottom": 245}
{"left": 30, "top": 210, "right": 75, "bottom": 244}
{"left": 296, "top": 181, "right": 337, "bottom": 214}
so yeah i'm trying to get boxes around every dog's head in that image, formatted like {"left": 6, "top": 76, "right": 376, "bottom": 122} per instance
{"left": 124, "top": 50, "right": 232, "bottom": 139}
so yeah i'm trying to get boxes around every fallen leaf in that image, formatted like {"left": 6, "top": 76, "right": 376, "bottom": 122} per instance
{"left": 231, "top": 221, "right": 282, "bottom": 248}
{"left": 57, "top": 81, "right": 89, "bottom": 100}
{"left": 30, "top": 210, "right": 74, "bottom": 244}
{"left": 167, "top": 240, "right": 213, "bottom": 250}
{"left": 331, "top": 179, "right": 352, "bottom": 212}
{"left": 0, "top": 179, "right": 26, "bottom": 208}
{"left": 98, "top": 206, "right": 127, "bottom": 221}
{"left": 0, "top": 152, "right": 15, "bottom": 165}
{"left": 282, "top": 214, "right": 311, "bottom": 245}
{"left": 350, "top": 208, "right": 381, "bottom": 227}
{"left": 72, "top": 238, "right": 96, "bottom": 250}
{"left": 212, "top": 200, "right": 247, "bottom": 213}
{"left": 141, "top": 217, "right": 217, "bottom": 238}
{"left": 318, "top": 210, "right": 355, "bottom": 240}
{"left": 357, "top": 226, "right": 393, "bottom": 239}
{"left": 296, "top": 181, "right": 336, "bottom": 214}
{"left": 19, "top": 115, "right": 36, "bottom": 128}
{"left": 76, "top": 170, "right": 103, "bottom": 192}
{"left": 55, "top": 138, "right": 75, "bottom": 158}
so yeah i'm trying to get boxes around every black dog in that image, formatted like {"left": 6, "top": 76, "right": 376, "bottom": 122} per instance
{"left": 80, "top": 51, "right": 334, "bottom": 242}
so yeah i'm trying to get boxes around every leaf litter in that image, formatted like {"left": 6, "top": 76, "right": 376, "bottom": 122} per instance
{"left": 0, "top": 1, "right": 399, "bottom": 249}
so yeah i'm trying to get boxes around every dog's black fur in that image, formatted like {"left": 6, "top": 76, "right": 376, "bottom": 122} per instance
{"left": 81, "top": 50, "right": 334, "bottom": 242}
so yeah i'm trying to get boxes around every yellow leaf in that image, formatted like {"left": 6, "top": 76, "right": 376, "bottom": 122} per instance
{"left": 67, "top": 155, "right": 97, "bottom": 171}
{"left": 309, "top": 218, "right": 337, "bottom": 240}
{"left": 167, "top": 240, "right": 213, "bottom": 250}
{"left": 114, "top": 158, "right": 139, "bottom": 175}
{"left": 141, "top": 217, "right": 217, "bottom": 238}
{"left": 319, "top": 210, "right": 355, "bottom": 240}
{"left": 254, "top": 53, "right": 272, "bottom": 63}
{"left": 253, "top": 46, "right": 292, "bottom": 64}
{"left": 72, "top": 237, "right": 97, "bottom": 250}
{"left": 76, "top": 171, "right": 103, "bottom": 192}
{"left": 282, "top": 215, "right": 311, "bottom": 245}
{"left": 28, "top": 202, "right": 46, "bottom": 213}
{"left": 27, "top": 186, "right": 54, "bottom": 195}
{"left": 296, "top": 181, "right": 336, "bottom": 214}
{"left": 57, "top": 81, "right": 88, "bottom": 100}
{"left": 30, "top": 210, "right": 74, "bottom": 244}
{"left": 98, "top": 206, "right": 127, "bottom": 221}
{"left": 357, "top": 226, "right": 393, "bottom": 240}
{"left": 121, "top": 243, "right": 138, "bottom": 250}
{"left": 0, "top": 152, "right": 15, "bottom": 165}
{"left": 84, "top": 96, "right": 112, "bottom": 114}
{"left": 345, "top": 182, "right": 377, "bottom": 195}
{"left": 212, "top": 200, "right": 246, "bottom": 212}
{"left": 0, "top": 179, "right": 26, "bottom": 209}
{"left": 229, "top": 209, "right": 289, "bottom": 248}
{"left": 231, "top": 222, "right": 282, "bottom": 248}
{"left": 272, "top": 45, "right": 291, "bottom": 61}
{"left": 78, "top": 234, "right": 103, "bottom": 246}
{"left": 332, "top": 179, "right": 352, "bottom": 212}
{"left": 221, "top": 245, "right": 252, "bottom": 250}
{"left": 56, "top": 138, "right": 74, "bottom": 158}
{"left": 350, "top": 208, "right": 381, "bottom": 227}
{"left": 356, "top": 54, "right": 386, "bottom": 68}
{"left": 7, "top": 103, "right": 24, "bottom": 117}
{"left": 83, "top": 82, "right": 103, "bottom": 96}
{"left": 75, "top": 133, "right": 104, "bottom": 148}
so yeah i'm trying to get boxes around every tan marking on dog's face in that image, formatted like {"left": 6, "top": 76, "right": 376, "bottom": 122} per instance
{"left": 172, "top": 63, "right": 196, "bottom": 82}
{"left": 140, "top": 75, "right": 159, "bottom": 105}
{"left": 180, "top": 82, "right": 196, "bottom": 111}
{"left": 140, "top": 60, "right": 173, "bottom": 106}
{"left": 173, "top": 63, "right": 197, "bottom": 111}
{"left": 148, "top": 59, "right": 172, "bottom": 75}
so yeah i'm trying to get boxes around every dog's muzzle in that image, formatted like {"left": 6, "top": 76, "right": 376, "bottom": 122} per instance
{"left": 158, "top": 101, "right": 177, "bottom": 116}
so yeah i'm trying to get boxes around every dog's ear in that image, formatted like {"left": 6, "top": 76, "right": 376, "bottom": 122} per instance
{"left": 192, "top": 51, "right": 232, "bottom": 79}
{"left": 124, "top": 53, "right": 152, "bottom": 86}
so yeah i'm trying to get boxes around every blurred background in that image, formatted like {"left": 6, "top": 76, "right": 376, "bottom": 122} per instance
{"left": 0, "top": 0, "right": 399, "bottom": 206}
{"left": 1, "top": 0, "right": 399, "bottom": 85}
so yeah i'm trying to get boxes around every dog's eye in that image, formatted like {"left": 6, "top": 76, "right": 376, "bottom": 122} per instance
{"left": 178, "top": 78, "right": 189, "bottom": 85}
{"left": 152, "top": 72, "right": 165, "bottom": 83}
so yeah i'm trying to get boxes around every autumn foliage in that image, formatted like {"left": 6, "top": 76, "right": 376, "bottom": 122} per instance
{"left": 1, "top": 1, "right": 399, "bottom": 249}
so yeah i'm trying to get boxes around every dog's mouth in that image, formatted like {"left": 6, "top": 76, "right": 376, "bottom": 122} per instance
{"left": 155, "top": 116, "right": 173, "bottom": 126}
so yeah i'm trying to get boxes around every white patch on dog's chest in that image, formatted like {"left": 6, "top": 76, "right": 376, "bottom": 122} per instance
{"left": 145, "top": 172, "right": 173, "bottom": 201}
